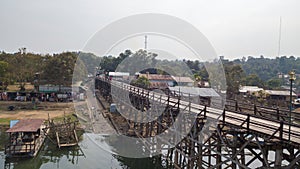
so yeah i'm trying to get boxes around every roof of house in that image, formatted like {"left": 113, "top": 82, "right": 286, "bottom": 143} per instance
{"left": 265, "top": 90, "right": 297, "bottom": 96}
{"left": 169, "top": 86, "right": 220, "bottom": 97}
{"left": 171, "top": 76, "right": 194, "bottom": 83}
{"left": 139, "top": 74, "right": 173, "bottom": 81}
{"left": 149, "top": 82, "right": 169, "bottom": 89}
{"left": 109, "top": 72, "right": 130, "bottom": 76}
{"left": 6, "top": 119, "right": 44, "bottom": 133}
{"left": 239, "top": 86, "right": 264, "bottom": 93}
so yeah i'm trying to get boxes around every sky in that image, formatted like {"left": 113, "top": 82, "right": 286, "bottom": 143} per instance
{"left": 0, "top": 0, "right": 299, "bottom": 60}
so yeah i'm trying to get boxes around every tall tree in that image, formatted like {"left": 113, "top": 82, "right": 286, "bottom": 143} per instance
{"left": 41, "top": 52, "right": 77, "bottom": 90}
{"left": 242, "top": 74, "right": 264, "bottom": 87}
{"left": 224, "top": 62, "right": 244, "bottom": 97}
{"left": 131, "top": 76, "right": 150, "bottom": 89}
{"left": 0, "top": 61, "right": 9, "bottom": 91}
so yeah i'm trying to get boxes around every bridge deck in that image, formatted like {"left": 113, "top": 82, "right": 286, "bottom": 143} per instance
{"left": 99, "top": 79, "right": 300, "bottom": 146}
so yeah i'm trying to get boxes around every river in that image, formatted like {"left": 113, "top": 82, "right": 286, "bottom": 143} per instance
{"left": 0, "top": 128, "right": 287, "bottom": 168}
{"left": 0, "top": 130, "right": 170, "bottom": 169}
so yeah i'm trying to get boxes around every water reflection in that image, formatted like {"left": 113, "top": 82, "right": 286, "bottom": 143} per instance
{"left": 86, "top": 133, "right": 170, "bottom": 169}
{"left": 1, "top": 132, "right": 170, "bottom": 169}
{"left": 3, "top": 140, "right": 85, "bottom": 169}
{"left": 115, "top": 155, "right": 169, "bottom": 169}
{"left": 0, "top": 125, "right": 175, "bottom": 169}
{"left": 0, "top": 133, "right": 119, "bottom": 169}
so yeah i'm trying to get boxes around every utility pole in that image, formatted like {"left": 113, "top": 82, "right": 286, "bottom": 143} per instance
{"left": 144, "top": 35, "right": 148, "bottom": 50}
{"left": 288, "top": 70, "right": 296, "bottom": 141}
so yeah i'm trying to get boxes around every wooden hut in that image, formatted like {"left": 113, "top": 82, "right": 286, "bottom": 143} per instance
{"left": 5, "top": 119, "right": 48, "bottom": 158}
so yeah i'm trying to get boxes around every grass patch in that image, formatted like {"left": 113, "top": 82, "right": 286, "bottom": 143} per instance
{"left": 51, "top": 113, "right": 78, "bottom": 122}
{"left": 0, "top": 118, "right": 11, "bottom": 126}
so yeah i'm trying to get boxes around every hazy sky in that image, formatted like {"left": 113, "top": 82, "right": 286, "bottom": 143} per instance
{"left": 0, "top": 0, "right": 299, "bottom": 59}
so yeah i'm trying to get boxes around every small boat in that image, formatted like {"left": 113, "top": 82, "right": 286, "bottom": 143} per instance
{"left": 5, "top": 119, "right": 48, "bottom": 158}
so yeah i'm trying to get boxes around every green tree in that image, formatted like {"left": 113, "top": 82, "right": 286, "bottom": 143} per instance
{"left": 0, "top": 61, "right": 8, "bottom": 77}
{"left": 242, "top": 74, "right": 264, "bottom": 87}
{"left": 41, "top": 52, "right": 78, "bottom": 90}
{"left": 116, "top": 49, "right": 157, "bottom": 74}
{"left": 224, "top": 62, "right": 244, "bottom": 98}
{"left": 0, "top": 61, "right": 9, "bottom": 91}
{"left": 131, "top": 76, "right": 150, "bottom": 89}
{"left": 77, "top": 52, "right": 101, "bottom": 74}
{"left": 266, "top": 78, "right": 282, "bottom": 89}
{"left": 100, "top": 49, "right": 132, "bottom": 72}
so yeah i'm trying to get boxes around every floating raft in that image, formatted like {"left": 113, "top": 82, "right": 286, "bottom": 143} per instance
{"left": 5, "top": 119, "right": 48, "bottom": 158}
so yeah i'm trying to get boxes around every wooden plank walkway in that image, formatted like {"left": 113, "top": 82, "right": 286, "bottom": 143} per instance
{"left": 108, "top": 80, "right": 300, "bottom": 146}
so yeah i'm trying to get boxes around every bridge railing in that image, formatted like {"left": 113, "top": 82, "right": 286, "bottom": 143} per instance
{"left": 225, "top": 99, "right": 300, "bottom": 124}
{"left": 221, "top": 108, "right": 300, "bottom": 144}
{"left": 96, "top": 78, "right": 300, "bottom": 144}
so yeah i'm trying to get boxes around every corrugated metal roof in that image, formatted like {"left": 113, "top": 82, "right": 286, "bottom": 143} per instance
{"left": 109, "top": 72, "right": 130, "bottom": 76}
{"left": 265, "top": 90, "right": 297, "bottom": 96}
{"left": 239, "top": 86, "right": 263, "bottom": 93}
{"left": 150, "top": 82, "right": 169, "bottom": 88}
{"left": 6, "top": 119, "right": 44, "bottom": 133}
{"left": 140, "top": 74, "right": 173, "bottom": 81}
{"left": 171, "top": 76, "right": 194, "bottom": 83}
{"left": 169, "top": 86, "right": 220, "bottom": 97}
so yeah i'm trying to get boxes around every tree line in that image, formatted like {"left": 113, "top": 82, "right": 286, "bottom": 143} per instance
{"left": 98, "top": 50, "right": 300, "bottom": 96}
{"left": 0, "top": 48, "right": 299, "bottom": 95}
{"left": 0, "top": 49, "right": 101, "bottom": 91}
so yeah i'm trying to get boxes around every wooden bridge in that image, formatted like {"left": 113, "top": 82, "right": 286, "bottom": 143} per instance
{"left": 95, "top": 78, "right": 300, "bottom": 168}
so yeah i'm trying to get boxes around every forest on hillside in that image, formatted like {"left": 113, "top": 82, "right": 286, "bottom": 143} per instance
{"left": 99, "top": 51, "right": 300, "bottom": 94}
{"left": 231, "top": 56, "right": 300, "bottom": 91}
{"left": 232, "top": 56, "right": 300, "bottom": 81}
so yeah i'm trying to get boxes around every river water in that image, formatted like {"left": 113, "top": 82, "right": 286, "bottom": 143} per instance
{"left": 0, "top": 128, "right": 287, "bottom": 169}
{"left": 0, "top": 130, "right": 169, "bottom": 169}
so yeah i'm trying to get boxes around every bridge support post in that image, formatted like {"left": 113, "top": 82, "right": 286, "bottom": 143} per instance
{"left": 197, "top": 136, "right": 203, "bottom": 168}
{"left": 262, "top": 146, "right": 269, "bottom": 167}
{"left": 216, "top": 126, "right": 222, "bottom": 169}
{"left": 241, "top": 148, "right": 245, "bottom": 167}
{"left": 275, "top": 146, "right": 283, "bottom": 168}
{"left": 174, "top": 149, "right": 179, "bottom": 168}
{"left": 232, "top": 131, "right": 237, "bottom": 169}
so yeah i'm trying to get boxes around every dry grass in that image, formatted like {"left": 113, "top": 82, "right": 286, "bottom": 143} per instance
{"left": 0, "top": 101, "right": 75, "bottom": 125}
{"left": 6, "top": 83, "right": 35, "bottom": 91}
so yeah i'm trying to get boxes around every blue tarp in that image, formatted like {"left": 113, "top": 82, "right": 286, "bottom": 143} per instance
{"left": 10, "top": 120, "right": 19, "bottom": 128}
